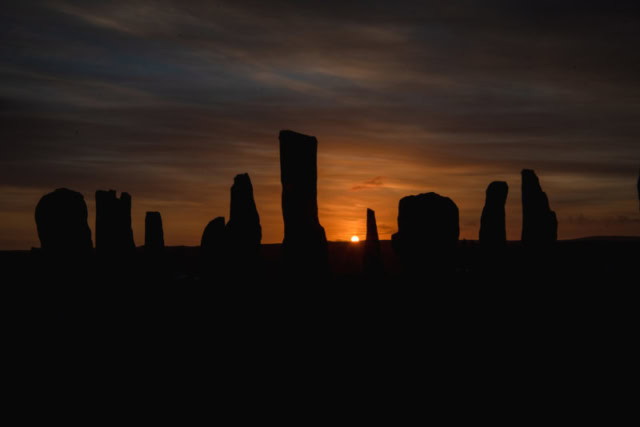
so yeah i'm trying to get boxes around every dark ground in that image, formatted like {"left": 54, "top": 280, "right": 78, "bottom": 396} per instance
{"left": 3, "top": 237, "right": 637, "bottom": 343}
{"left": 2, "top": 238, "right": 637, "bottom": 416}
{"left": 3, "top": 237, "right": 637, "bottom": 282}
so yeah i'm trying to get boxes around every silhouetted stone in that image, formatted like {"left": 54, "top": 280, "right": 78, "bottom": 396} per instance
{"left": 201, "top": 216, "right": 225, "bottom": 280}
{"left": 225, "top": 173, "right": 262, "bottom": 261}
{"left": 392, "top": 192, "right": 459, "bottom": 267}
{"left": 279, "top": 130, "right": 328, "bottom": 276}
{"left": 366, "top": 208, "right": 380, "bottom": 242}
{"left": 521, "top": 170, "right": 557, "bottom": 246}
{"left": 201, "top": 217, "right": 226, "bottom": 256}
{"left": 479, "top": 181, "right": 508, "bottom": 248}
{"left": 144, "top": 211, "right": 164, "bottom": 251}
{"left": 95, "top": 190, "right": 136, "bottom": 256}
{"left": 363, "top": 208, "right": 383, "bottom": 276}
{"left": 35, "top": 188, "right": 92, "bottom": 254}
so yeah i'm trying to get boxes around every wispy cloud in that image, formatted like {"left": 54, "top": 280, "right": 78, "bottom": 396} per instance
{"left": 352, "top": 176, "right": 385, "bottom": 191}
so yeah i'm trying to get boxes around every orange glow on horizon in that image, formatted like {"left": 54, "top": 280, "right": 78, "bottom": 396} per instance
{"left": 351, "top": 235, "right": 360, "bottom": 243}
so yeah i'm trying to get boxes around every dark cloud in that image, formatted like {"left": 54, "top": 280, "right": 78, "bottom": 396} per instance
{"left": 352, "top": 176, "right": 385, "bottom": 191}
{"left": 1, "top": 1, "right": 639, "bottom": 248}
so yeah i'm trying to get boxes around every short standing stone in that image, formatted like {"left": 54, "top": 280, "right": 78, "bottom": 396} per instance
{"left": 201, "top": 217, "right": 226, "bottom": 256}
{"left": 144, "top": 211, "right": 164, "bottom": 251}
{"left": 35, "top": 188, "right": 93, "bottom": 254}
{"left": 391, "top": 192, "right": 459, "bottom": 266}
{"left": 95, "top": 190, "right": 136, "bottom": 256}
{"left": 636, "top": 168, "right": 639, "bottom": 212}
{"left": 201, "top": 216, "right": 226, "bottom": 280}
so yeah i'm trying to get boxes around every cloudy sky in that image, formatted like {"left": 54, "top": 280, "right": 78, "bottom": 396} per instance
{"left": 1, "top": 0, "right": 639, "bottom": 249}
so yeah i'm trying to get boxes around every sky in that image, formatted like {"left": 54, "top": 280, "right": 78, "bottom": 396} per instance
{"left": 1, "top": 0, "right": 639, "bottom": 249}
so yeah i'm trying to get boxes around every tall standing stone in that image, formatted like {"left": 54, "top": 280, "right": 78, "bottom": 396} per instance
{"left": 144, "top": 211, "right": 164, "bottom": 251}
{"left": 363, "top": 208, "right": 383, "bottom": 277}
{"left": 225, "top": 173, "right": 262, "bottom": 260}
{"left": 279, "top": 130, "right": 328, "bottom": 275}
{"left": 521, "top": 170, "right": 557, "bottom": 245}
{"left": 35, "top": 188, "right": 93, "bottom": 254}
{"left": 479, "top": 181, "right": 508, "bottom": 248}
{"left": 95, "top": 190, "right": 136, "bottom": 256}
{"left": 391, "top": 192, "right": 459, "bottom": 267}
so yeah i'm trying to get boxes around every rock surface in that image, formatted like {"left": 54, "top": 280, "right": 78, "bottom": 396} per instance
{"left": 279, "top": 130, "right": 328, "bottom": 275}
{"left": 35, "top": 188, "right": 93, "bottom": 254}
{"left": 144, "top": 211, "right": 164, "bottom": 251}
{"left": 363, "top": 208, "right": 383, "bottom": 276}
{"left": 95, "top": 190, "right": 136, "bottom": 255}
{"left": 225, "top": 173, "right": 262, "bottom": 259}
{"left": 392, "top": 192, "right": 459, "bottom": 265}
{"left": 201, "top": 217, "right": 226, "bottom": 256}
{"left": 479, "top": 181, "right": 508, "bottom": 247}
{"left": 521, "top": 170, "right": 557, "bottom": 245}
{"left": 201, "top": 216, "right": 226, "bottom": 280}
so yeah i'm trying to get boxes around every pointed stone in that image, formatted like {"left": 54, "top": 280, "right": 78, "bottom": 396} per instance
{"left": 479, "top": 181, "right": 508, "bottom": 248}
{"left": 35, "top": 188, "right": 93, "bottom": 254}
{"left": 144, "top": 211, "right": 164, "bottom": 251}
{"left": 392, "top": 192, "right": 459, "bottom": 267}
{"left": 95, "top": 190, "right": 136, "bottom": 256}
{"left": 225, "top": 173, "right": 262, "bottom": 259}
{"left": 363, "top": 208, "right": 383, "bottom": 276}
{"left": 366, "top": 208, "right": 380, "bottom": 242}
{"left": 279, "top": 130, "right": 328, "bottom": 275}
{"left": 521, "top": 170, "right": 557, "bottom": 246}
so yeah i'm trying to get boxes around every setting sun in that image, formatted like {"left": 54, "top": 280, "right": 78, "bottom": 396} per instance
{"left": 351, "top": 235, "right": 360, "bottom": 243}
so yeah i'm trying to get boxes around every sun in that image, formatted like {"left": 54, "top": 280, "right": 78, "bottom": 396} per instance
{"left": 351, "top": 235, "right": 360, "bottom": 243}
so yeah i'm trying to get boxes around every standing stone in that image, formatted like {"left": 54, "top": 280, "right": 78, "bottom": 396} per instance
{"left": 479, "top": 181, "right": 508, "bottom": 248}
{"left": 201, "top": 216, "right": 226, "bottom": 280}
{"left": 391, "top": 192, "right": 459, "bottom": 267}
{"left": 279, "top": 130, "right": 328, "bottom": 275}
{"left": 144, "top": 211, "right": 164, "bottom": 251}
{"left": 95, "top": 190, "right": 136, "bottom": 256}
{"left": 201, "top": 217, "right": 226, "bottom": 257}
{"left": 363, "top": 208, "right": 383, "bottom": 277}
{"left": 637, "top": 168, "right": 639, "bottom": 212}
{"left": 35, "top": 188, "right": 93, "bottom": 254}
{"left": 521, "top": 170, "right": 557, "bottom": 245}
{"left": 225, "top": 173, "right": 262, "bottom": 260}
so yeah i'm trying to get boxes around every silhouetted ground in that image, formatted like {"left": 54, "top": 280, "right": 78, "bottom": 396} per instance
{"left": 3, "top": 238, "right": 636, "bottom": 414}
{"left": 3, "top": 237, "right": 638, "bottom": 283}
